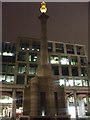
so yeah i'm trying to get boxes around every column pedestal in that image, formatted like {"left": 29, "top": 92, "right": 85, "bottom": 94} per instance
{"left": 12, "top": 89, "right": 16, "bottom": 119}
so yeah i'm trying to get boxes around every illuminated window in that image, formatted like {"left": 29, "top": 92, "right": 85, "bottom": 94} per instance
{"left": 60, "top": 56, "right": 69, "bottom": 65}
{"left": 6, "top": 75, "right": 14, "bottom": 83}
{"left": 62, "top": 66, "right": 69, "bottom": 76}
{"left": 29, "top": 53, "right": 38, "bottom": 62}
{"left": 81, "top": 67, "right": 87, "bottom": 76}
{"left": 76, "top": 46, "right": 85, "bottom": 55}
{"left": 0, "top": 96, "right": 12, "bottom": 104}
{"left": 55, "top": 43, "right": 64, "bottom": 53}
{"left": 72, "top": 67, "right": 78, "bottom": 76}
{"left": 50, "top": 55, "right": 59, "bottom": 64}
{"left": 29, "top": 64, "right": 37, "bottom": 74}
{"left": 71, "top": 56, "right": 78, "bottom": 65}
{"left": 52, "top": 65, "right": 59, "bottom": 75}
{"left": 66, "top": 78, "right": 73, "bottom": 86}
{"left": 32, "top": 41, "right": 40, "bottom": 52}
{"left": 17, "top": 52, "right": 26, "bottom": 61}
{"left": 20, "top": 42, "right": 29, "bottom": 51}
{"left": 80, "top": 57, "right": 87, "bottom": 66}
{"left": 75, "top": 79, "right": 82, "bottom": 86}
{"left": 0, "top": 75, "right": 5, "bottom": 83}
{"left": 66, "top": 45, "right": 74, "bottom": 54}
{"left": 18, "top": 64, "right": 26, "bottom": 74}
{"left": 83, "top": 79, "right": 88, "bottom": 86}
{"left": 48, "top": 42, "right": 53, "bottom": 52}
{"left": 59, "top": 78, "right": 65, "bottom": 86}
{"left": 2, "top": 52, "right": 14, "bottom": 56}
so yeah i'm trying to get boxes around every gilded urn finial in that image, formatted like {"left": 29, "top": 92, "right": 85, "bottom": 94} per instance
{"left": 40, "top": 1, "right": 47, "bottom": 13}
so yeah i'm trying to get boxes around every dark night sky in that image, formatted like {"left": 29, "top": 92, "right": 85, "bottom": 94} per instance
{"left": 2, "top": 2, "right": 88, "bottom": 53}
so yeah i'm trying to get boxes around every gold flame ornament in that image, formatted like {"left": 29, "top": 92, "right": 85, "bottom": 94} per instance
{"left": 40, "top": 1, "right": 47, "bottom": 13}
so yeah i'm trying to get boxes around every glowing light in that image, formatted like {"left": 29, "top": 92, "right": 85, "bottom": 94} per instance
{"left": 60, "top": 58, "right": 69, "bottom": 65}
{"left": 42, "top": 110, "right": 45, "bottom": 116}
{"left": 0, "top": 98, "right": 12, "bottom": 103}
{"left": 22, "top": 48, "right": 25, "bottom": 50}
{"left": 3, "top": 52, "right": 14, "bottom": 56}
{"left": 40, "top": 1, "right": 47, "bottom": 13}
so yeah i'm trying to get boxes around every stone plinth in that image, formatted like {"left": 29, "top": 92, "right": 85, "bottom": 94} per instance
{"left": 23, "top": 75, "right": 69, "bottom": 119}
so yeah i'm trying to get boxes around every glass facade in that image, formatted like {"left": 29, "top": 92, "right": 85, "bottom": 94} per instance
{"left": 72, "top": 67, "right": 78, "bottom": 76}
{"left": 48, "top": 42, "right": 53, "bottom": 52}
{"left": 62, "top": 66, "right": 69, "bottom": 76}
{"left": 66, "top": 45, "right": 74, "bottom": 54}
{"left": 18, "top": 64, "right": 26, "bottom": 74}
{"left": 17, "top": 52, "right": 26, "bottom": 61}
{"left": 1, "top": 40, "right": 89, "bottom": 88}
{"left": 29, "top": 53, "right": 38, "bottom": 62}
{"left": 29, "top": 64, "right": 37, "bottom": 74}
{"left": 55, "top": 43, "right": 64, "bottom": 53}
{"left": 60, "top": 56, "right": 69, "bottom": 65}
{"left": 50, "top": 55, "right": 59, "bottom": 64}
{"left": 71, "top": 56, "right": 78, "bottom": 65}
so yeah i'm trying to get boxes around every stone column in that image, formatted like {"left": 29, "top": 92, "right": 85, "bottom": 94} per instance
{"left": 39, "top": 13, "right": 49, "bottom": 65}
{"left": 12, "top": 89, "right": 16, "bottom": 118}
{"left": 73, "top": 91, "right": 78, "bottom": 119}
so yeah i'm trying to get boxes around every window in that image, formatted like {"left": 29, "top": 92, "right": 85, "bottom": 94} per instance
{"left": 75, "top": 79, "right": 82, "bottom": 86}
{"left": 80, "top": 57, "right": 87, "bottom": 66}
{"left": 55, "top": 43, "right": 64, "bottom": 53}
{"left": 18, "top": 63, "right": 26, "bottom": 74}
{"left": 60, "top": 56, "right": 69, "bottom": 65}
{"left": 17, "top": 52, "right": 26, "bottom": 61}
{"left": 83, "top": 79, "right": 88, "bottom": 86}
{"left": 0, "top": 75, "right": 14, "bottom": 83}
{"left": 32, "top": 41, "right": 40, "bottom": 52}
{"left": 2, "top": 64, "right": 7, "bottom": 72}
{"left": 71, "top": 56, "right": 78, "bottom": 65}
{"left": 59, "top": 78, "right": 65, "bottom": 86}
{"left": 29, "top": 64, "right": 37, "bottom": 74}
{"left": 52, "top": 65, "right": 59, "bottom": 75}
{"left": 62, "top": 66, "right": 69, "bottom": 76}
{"left": 8, "top": 65, "right": 15, "bottom": 74}
{"left": 50, "top": 55, "right": 59, "bottom": 64}
{"left": 0, "top": 75, "right": 5, "bottom": 83}
{"left": 66, "top": 78, "right": 73, "bottom": 86}
{"left": 6, "top": 75, "right": 14, "bottom": 83}
{"left": 76, "top": 46, "right": 85, "bottom": 55}
{"left": 20, "top": 42, "right": 29, "bottom": 51}
{"left": 66, "top": 45, "right": 74, "bottom": 54}
{"left": 2, "top": 52, "right": 14, "bottom": 56}
{"left": 16, "top": 75, "right": 24, "bottom": 84}
{"left": 81, "top": 67, "right": 87, "bottom": 76}
{"left": 72, "top": 67, "right": 78, "bottom": 76}
{"left": 29, "top": 53, "right": 37, "bottom": 62}
{"left": 48, "top": 42, "right": 53, "bottom": 52}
